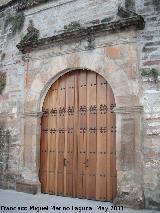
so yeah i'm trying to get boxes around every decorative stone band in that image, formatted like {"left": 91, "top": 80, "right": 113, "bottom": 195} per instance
{"left": 16, "top": 15, "right": 145, "bottom": 54}
{"left": 0, "top": 112, "right": 43, "bottom": 118}
{"left": 21, "top": 111, "right": 43, "bottom": 118}
{"left": 0, "top": 112, "right": 16, "bottom": 118}
{"left": 0, "top": 0, "right": 54, "bottom": 11}
{"left": 20, "top": 107, "right": 143, "bottom": 118}
{"left": 0, "top": 106, "right": 143, "bottom": 118}
{"left": 114, "top": 106, "right": 144, "bottom": 114}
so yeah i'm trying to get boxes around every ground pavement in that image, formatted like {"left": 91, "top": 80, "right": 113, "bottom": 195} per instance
{"left": 0, "top": 189, "right": 159, "bottom": 213}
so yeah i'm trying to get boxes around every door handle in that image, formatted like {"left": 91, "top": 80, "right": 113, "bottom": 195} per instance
{"left": 64, "top": 158, "right": 67, "bottom": 167}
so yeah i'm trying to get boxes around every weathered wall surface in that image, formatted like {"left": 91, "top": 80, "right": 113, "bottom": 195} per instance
{"left": 0, "top": 0, "right": 121, "bottom": 177}
{"left": 0, "top": 0, "right": 120, "bottom": 193}
{"left": 23, "top": 0, "right": 119, "bottom": 38}
{"left": 135, "top": 0, "right": 160, "bottom": 209}
{"left": 0, "top": 0, "right": 159, "bottom": 210}
{"left": 0, "top": 3, "right": 24, "bottom": 190}
{"left": 23, "top": 29, "right": 144, "bottom": 208}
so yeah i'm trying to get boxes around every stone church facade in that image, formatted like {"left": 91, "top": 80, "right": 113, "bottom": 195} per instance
{"left": 0, "top": 0, "right": 159, "bottom": 210}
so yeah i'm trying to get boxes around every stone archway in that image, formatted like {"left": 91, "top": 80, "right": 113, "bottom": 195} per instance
{"left": 21, "top": 48, "right": 144, "bottom": 207}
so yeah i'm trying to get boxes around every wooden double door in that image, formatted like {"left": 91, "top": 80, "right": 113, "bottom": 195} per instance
{"left": 40, "top": 70, "right": 116, "bottom": 201}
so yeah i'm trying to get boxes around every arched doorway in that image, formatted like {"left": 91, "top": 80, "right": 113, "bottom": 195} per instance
{"left": 40, "top": 69, "right": 116, "bottom": 201}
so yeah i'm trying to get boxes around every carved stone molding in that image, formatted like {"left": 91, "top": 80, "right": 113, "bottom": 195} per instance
{"left": 0, "top": 0, "right": 53, "bottom": 11}
{"left": 17, "top": 20, "right": 39, "bottom": 53}
{"left": 17, "top": 13, "right": 145, "bottom": 54}
{"left": 114, "top": 106, "right": 144, "bottom": 114}
{"left": 117, "top": 6, "right": 138, "bottom": 18}
{"left": 21, "top": 111, "right": 43, "bottom": 118}
{"left": 20, "top": 106, "right": 143, "bottom": 118}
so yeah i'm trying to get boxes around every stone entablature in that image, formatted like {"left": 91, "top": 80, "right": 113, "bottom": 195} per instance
{"left": 0, "top": 0, "right": 51, "bottom": 10}
{"left": 17, "top": 7, "right": 145, "bottom": 54}
{"left": 0, "top": 0, "right": 53, "bottom": 11}
{"left": 0, "top": 0, "right": 135, "bottom": 12}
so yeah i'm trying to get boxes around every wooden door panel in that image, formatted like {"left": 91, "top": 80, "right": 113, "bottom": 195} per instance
{"left": 86, "top": 72, "right": 97, "bottom": 200}
{"left": 77, "top": 71, "right": 87, "bottom": 198}
{"left": 107, "top": 84, "right": 116, "bottom": 201}
{"left": 48, "top": 83, "right": 58, "bottom": 194}
{"left": 64, "top": 73, "right": 75, "bottom": 197}
{"left": 106, "top": 83, "right": 117, "bottom": 201}
{"left": 73, "top": 72, "right": 78, "bottom": 198}
{"left": 40, "top": 70, "right": 116, "bottom": 201}
{"left": 96, "top": 75, "right": 107, "bottom": 201}
{"left": 40, "top": 94, "right": 50, "bottom": 193}
{"left": 56, "top": 77, "right": 66, "bottom": 196}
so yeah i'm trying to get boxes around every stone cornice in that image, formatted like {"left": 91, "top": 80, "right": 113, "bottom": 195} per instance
{"left": 17, "top": 0, "right": 53, "bottom": 11}
{"left": 17, "top": 15, "right": 145, "bottom": 54}
{"left": 0, "top": 0, "right": 15, "bottom": 10}
{"left": 0, "top": 0, "right": 52, "bottom": 11}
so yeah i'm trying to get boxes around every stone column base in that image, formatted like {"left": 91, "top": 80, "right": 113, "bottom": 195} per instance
{"left": 16, "top": 181, "right": 41, "bottom": 194}
{"left": 113, "top": 187, "right": 145, "bottom": 209}
{"left": 0, "top": 181, "right": 8, "bottom": 190}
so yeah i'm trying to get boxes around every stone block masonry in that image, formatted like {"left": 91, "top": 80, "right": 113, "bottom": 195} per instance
{"left": 136, "top": 0, "right": 160, "bottom": 210}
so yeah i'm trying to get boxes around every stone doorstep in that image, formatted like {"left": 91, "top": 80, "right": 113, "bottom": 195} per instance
{"left": 16, "top": 182, "right": 41, "bottom": 195}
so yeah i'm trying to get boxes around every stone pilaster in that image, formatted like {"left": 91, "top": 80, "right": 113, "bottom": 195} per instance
{"left": 114, "top": 106, "right": 144, "bottom": 209}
